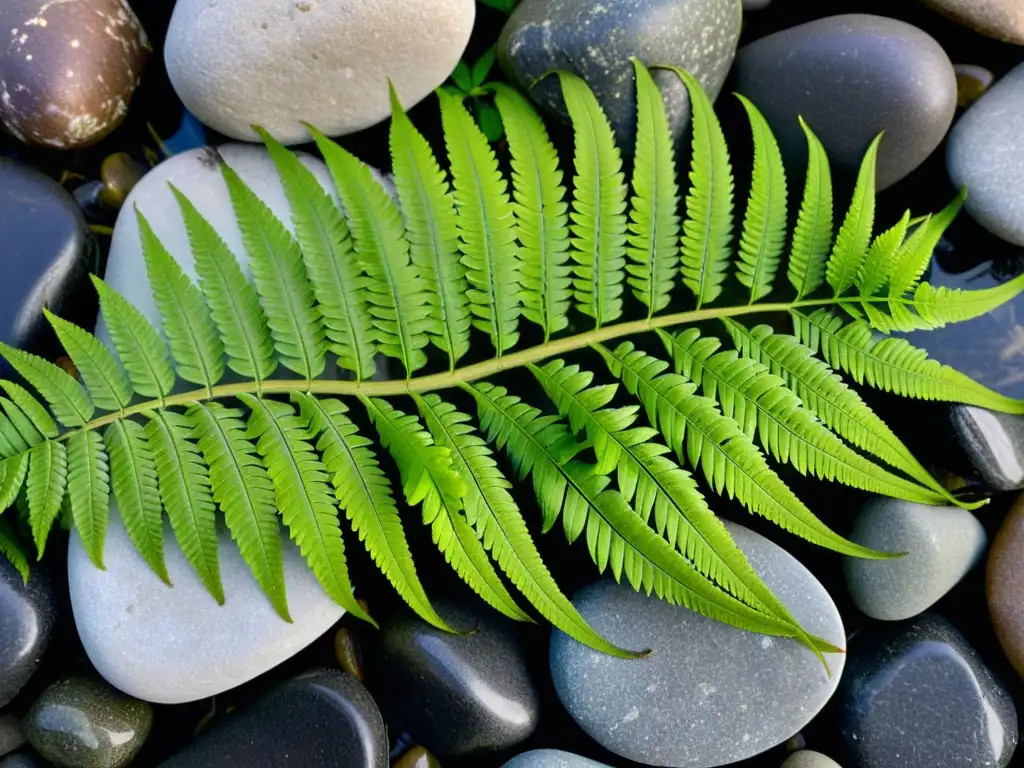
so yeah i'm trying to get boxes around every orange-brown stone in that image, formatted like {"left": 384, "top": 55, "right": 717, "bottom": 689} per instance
{"left": 987, "top": 493, "right": 1024, "bottom": 676}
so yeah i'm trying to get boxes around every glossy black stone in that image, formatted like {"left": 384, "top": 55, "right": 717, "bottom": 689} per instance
{"left": 369, "top": 598, "right": 539, "bottom": 756}
{"left": 838, "top": 614, "right": 1017, "bottom": 768}
{"left": 159, "top": 669, "right": 387, "bottom": 768}
{"left": 0, "top": 561, "right": 55, "bottom": 708}
{"left": 0, "top": 159, "right": 99, "bottom": 373}
{"left": 948, "top": 405, "right": 1024, "bottom": 491}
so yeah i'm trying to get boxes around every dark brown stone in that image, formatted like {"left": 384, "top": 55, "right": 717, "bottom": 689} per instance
{"left": 987, "top": 493, "right": 1024, "bottom": 677}
{"left": 0, "top": 0, "right": 149, "bottom": 149}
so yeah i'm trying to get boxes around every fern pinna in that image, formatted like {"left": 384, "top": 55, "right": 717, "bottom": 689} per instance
{"left": 0, "top": 61, "right": 1020, "bottom": 659}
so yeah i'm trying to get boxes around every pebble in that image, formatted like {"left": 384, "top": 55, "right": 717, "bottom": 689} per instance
{"left": 0, "top": 0, "right": 149, "bottom": 148}
{"left": 782, "top": 751, "right": 843, "bottom": 768}
{"left": 955, "top": 64, "right": 995, "bottom": 108}
{"left": 838, "top": 614, "right": 1017, "bottom": 768}
{"left": 987, "top": 493, "right": 1024, "bottom": 678}
{"left": 370, "top": 598, "right": 539, "bottom": 756}
{"left": 498, "top": 0, "right": 741, "bottom": 150}
{"left": 334, "top": 627, "right": 364, "bottom": 682}
{"left": 0, "top": 715, "right": 24, "bottom": 759}
{"left": 70, "top": 510, "right": 344, "bottom": 704}
{"left": 922, "top": 0, "right": 1024, "bottom": 45}
{"left": 743, "top": 0, "right": 772, "bottom": 10}
{"left": 0, "top": 561, "right": 55, "bottom": 709}
{"left": 160, "top": 669, "right": 387, "bottom": 767}
{"left": 948, "top": 62, "right": 1024, "bottom": 247}
{"left": 501, "top": 751, "right": 612, "bottom": 768}
{"left": 0, "top": 159, "right": 96, "bottom": 377}
{"left": 164, "top": 0, "right": 474, "bottom": 144}
{"left": 394, "top": 746, "right": 442, "bottom": 768}
{"left": 549, "top": 522, "right": 845, "bottom": 768}
{"left": 0, "top": 755, "right": 38, "bottom": 768}
{"left": 24, "top": 676, "right": 153, "bottom": 768}
{"left": 98, "top": 153, "right": 146, "bottom": 210}
{"left": 947, "top": 405, "right": 1024, "bottom": 490}
{"left": 843, "top": 498, "right": 986, "bottom": 621}
{"left": 732, "top": 14, "right": 957, "bottom": 190}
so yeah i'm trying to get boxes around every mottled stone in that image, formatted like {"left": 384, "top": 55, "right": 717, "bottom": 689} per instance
{"left": 843, "top": 498, "right": 986, "bottom": 620}
{"left": 948, "top": 62, "right": 1024, "bottom": 247}
{"left": 733, "top": 14, "right": 956, "bottom": 190}
{"left": 501, "top": 751, "right": 612, "bottom": 768}
{"left": 394, "top": 746, "right": 442, "bottom": 768}
{"left": 160, "top": 669, "right": 387, "bottom": 767}
{"left": 24, "top": 676, "right": 152, "bottom": 768}
{"left": 923, "top": 0, "right": 1024, "bottom": 45}
{"left": 838, "top": 614, "right": 1017, "bottom": 768}
{"left": 987, "top": 494, "right": 1024, "bottom": 678}
{"left": 948, "top": 405, "right": 1024, "bottom": 490}
{"left": 782, "top": 751, "right": 843, "bottom": 768}
{"left": 0, "top": 561, "right": 55, "bottom": 708}
{"left": 165, "top": 0, "right": 474, "bottom": 144}
{"left": 0, "top": 0, "right": 149, "bottom": 148}
{"left": 956, "top": 64, "right": 995, "bottom": 108}
{"left": 498, "top": 0, "right": 741, "bottom": 150}
{"left": 371, "top": 598, "right": 539, "bottom": 756}
{"left": 550, "top": 522, "right": 845, "bottom": 768}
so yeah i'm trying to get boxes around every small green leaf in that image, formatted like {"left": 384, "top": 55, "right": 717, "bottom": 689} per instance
{"left": 471, "top": 47, "right": 497, "bottom": 87}
{"left": 66, "top": 431, "right": 109, "bottom": 569}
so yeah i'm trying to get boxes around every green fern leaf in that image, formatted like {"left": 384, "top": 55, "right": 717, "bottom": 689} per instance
{"left": 492, "top": 83, "right": 572, "bottom": 341}
{"left": 0, "top": 453, "right": 28, "bottom": 512}
{"left": 787, "top": 117, "right": 833, "bottom": 300}
{"left": 294, "top": 393, "right": 454, "bottom": 632}
{"left": 44, "top": 309, "right": 132, "bottom": 412}
{"left": 557, "top": 71, "right": 628, "bottom": 326}
{"left": 439, "top": 88, "right": 522, "bottom": 354}
{"left": 146, "top": 410, "right": 223, "bottom": 603}
{"left": 311, "top": 128, "right": 432, "bottom": 375}
{"left": 887, "top": 188, "right": 966, "bottom": 301}
{"left": 170, "top": 185, "right": 278, "bottom": 383}
{"left": 0, "top": 413, "right": 28, "bottom": 457}
{"left": 857, "top": 211, "right": 910, "bottom": 298}
{"left": 669, "top": 66, "right": 734, "bottom": 308}
{"left": 912, "top": 273, "right": 1024, "bottom": 330}
{"left": 66, "top": 431, "right": 109, "bottom": 569}
{"left": 735, "top": 94, "right": 787, "bottom": 303}
{"left": 627, "top": 60, "right": 681, "bottom": 316}
{"left": 26, "top": 441, "right": 66, "bottom": 558}
{"left": 221, "top": 165, "right": 326, "bottom": 380}
{"left": 0, "top": 396, "right": 43, "bottom": 449}
{"left": 826, "top": 134, "right": 882, "bottom": 298}
{"left": 240, "top": 394, "right": 373, "bottom": 625}
{"left": 0, "top": 519, "right": 30, "bottom": 583}
{"left": 0, "top": 381, "right": 57, "bottom": 441}
{"left": 190, "top": 402, "right": 290, "bottom": 620}
{"left": 0, "top": 343, "right": 93, "bottom": 427}
{"left": 389, "top": 86, "right": 472, "bottom": 369}
{"left": 596, "top": 341, "right": 894, "bottom": 559}
{"left": 105, "top": 420, "right": 168, "bottom": 584}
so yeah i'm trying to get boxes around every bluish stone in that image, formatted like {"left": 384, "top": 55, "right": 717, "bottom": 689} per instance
{"left": 502, "top": 750, "right": 612, "bottom": 768}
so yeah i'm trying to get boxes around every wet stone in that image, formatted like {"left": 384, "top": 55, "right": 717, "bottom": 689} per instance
{"left": 0, "top": 561, "right": 55, "bottom": 709}
{"left": 948, "top": 405, "right": 1024, "bottom": 491}
{"left": 987, "top": 493, "right": 1024, "bottom": 679}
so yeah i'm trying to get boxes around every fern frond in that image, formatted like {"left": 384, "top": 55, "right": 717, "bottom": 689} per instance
{"left": 734, "top": 94, "right": 786, "bottom": 303}
{"left": 857, "top": 210, "right": 910, "bottom": 298}
{"left": 787, "top": 117, "right": 833, "bottom": 300}
{"left": 627, "top": 60, "right": 681, "bottom": 316}
{"left": 26, "top": 441, "right": 66, "bottom": 558}
{"left": 0, "top": 453, "right": 27, "bottom": 513}
{"left": 0, "top": 519, "right": 30, "bottom": 583}
{"left": 45, "top": 309, "right": 132, "bottom": 412}
{"left": 0, "top": 396, "right": 43, "bottom": 450}
{"left": 909, "top": 272, "right": 1024, "bottom": 330}
{"left": 492, "top": 83, "right": 572, "bottom": 340}
{"left": 66, "top": 431, "right": 109, "bottom": 569}
{"left": 0, "top": 343, "right": 93, "bottom": 427}
{"left": 439, "top": 89, "right": 522, "bottom": 355}
{"left": 0, "top": 381, "right": 56, "bottom": 442}
{"left": 887, "top": 188, "right": 966, "bottom": 301}
{"left": 826, "top": 134, "right": 881, "bottom": 298}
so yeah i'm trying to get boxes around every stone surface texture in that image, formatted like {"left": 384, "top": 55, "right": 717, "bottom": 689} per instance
{"left": 923, "top": 0, "right": 1024, "bottom": 44}
{"left": 987, "top": 493, "right": 1024, "bottom": 678}
{"left": 164, "top": 0, "right": 474, "bottom": 144}
{"left": 501, "top": 751, "right": 613, "bottom": 768}
{"left": 550, "top": 522, "right": 845, "bottom": 768}
{"left": 843, "top": 498, "right": 986, "bottom": 620}
{"left": 949, "top": 405, "right": 1024, "bottom": 490}
{"left": 782, "top": 751, "right": 843, "bottom": 768}
{"left": 0, "top": 561, "right": 55, "bottom": 708}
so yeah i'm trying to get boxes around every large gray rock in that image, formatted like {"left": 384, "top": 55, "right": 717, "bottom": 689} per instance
{"left": 165, "top": 0, "right": 474, "bottom": 144}
{"left": 498, "top": 0, "right": 741, "bottom": 151}
{"left": 948, "top": 62, "right": 1024, "bottom": 247}
{"left": 733, "top": 14, "right": 957, "bottom": 190}
{"left": 502, "top": 751, "right": 612, "bottom": 768}
{"left": 843, "top": 498, "right": 986, "bottom": 621}
{"left": 549, "top": 522, "right": 845, "bottom": 768}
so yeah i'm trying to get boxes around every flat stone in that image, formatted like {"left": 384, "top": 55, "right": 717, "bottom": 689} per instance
{"left": 782, "top": 751, "right": 843, "bottom": 768}
{"left": 987, "top": 493, "right": 1024, "bottom": 678}
{"left": 948, "top": 405, "right": 1024, "bottom": 491}
{"left": 370, "top": 598, "right": 539, "bottom": 756}
{"left": 0, "top": 561, "right": 55, "bottom": 708}
{"left": 733, "top": 14, "right": 956, "bottom": 190}
{"left": 24, "top": 675, "right": 152, "bottom": 768}
{"left": 498, "top": 0, "right": 741, "bottom": 151}
{"left": 923, "top": 0, "right": 1024, "bottom": 45}
{"left": 948, "top": 62, "right": 1024, "bottom": 247}
{"left": 501, "top": 750, "right": 612, "bottom": 768}
{"left": 549, "top": 522, "right": 845, "bottom": 768}
{"left": 160, "top": 669, "right": 387, "bottom": 767}
{"left": 164, "top": 0, "right": 474, "bottom": 144}
{"left": 843, "top": 498, "right": 986, "bottom": 621}
{"left": 838, "top": 614, "right": 1017, "bottom": 768}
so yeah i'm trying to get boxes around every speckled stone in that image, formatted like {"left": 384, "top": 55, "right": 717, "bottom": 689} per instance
{"left": 838, "top": 614, "right": 1017, "bottom": 768}
{"left": 160, "top": 669, "right": 387, "bottom": 767}
{"left": 987, "top": 494, "right": 1024, "bottom": 678}
{"left": 923, "top": 0, "right": 1024, "bottom": 45}
{"left": 501, "top": 751, "right": 612, "bottom": 768}
{"left": 948, "top": 62, "right": 1024, "bottom": 247}
{"left": 549, "top": 522, "right": 845, "bottom": 768}
{"left": 370, "top": 598, "right": 539, "bottom": 756}
{"left": 782, "top": 751, "right": 843, "bottom": 768}
{"left": 733, "top": 14, "right": 956, "bottom": 190}
{"left": 24, "top": 676, "right": 152, "bottom": 768}
{"left": 0, "top": 0, "right": 149, "bottom": 148}
{"left": 394, "top": 746, "right": 442, "bottom": 768}
{"left": 0, "top": 561, "right": 55, "bottom": 708}
{"left": 843, "top": 498, "right": 986, "bottom": 621}
{"left": 948, "top": 405, "right": 1024, "bottom": 490}
{"left": 498, "top": 0, "right": 741, "bottom": 151}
